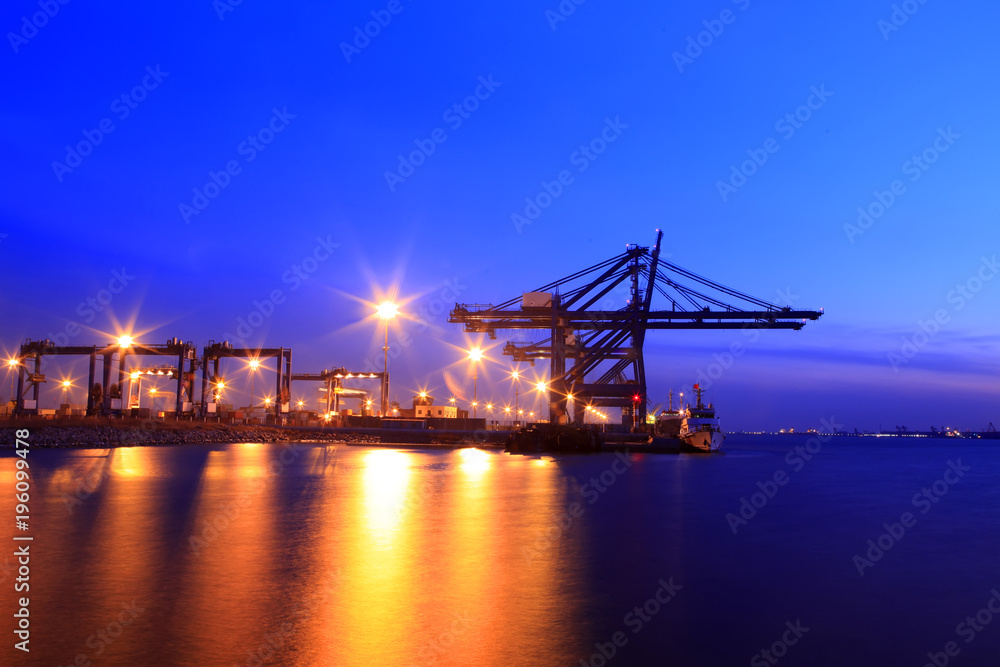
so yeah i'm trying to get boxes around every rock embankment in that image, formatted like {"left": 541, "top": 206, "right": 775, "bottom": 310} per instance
{"left": 0, "top": 424, "right": 382, "bottom": 448}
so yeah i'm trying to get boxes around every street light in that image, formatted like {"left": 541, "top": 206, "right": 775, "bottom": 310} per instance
{"left": 116, "top": 337, "right": 133, "bottom": 407}
{"left": 510, "top": 369, "right": 521, "bottom": 426}
{"left": 6, "top": 358, "right": 18, "bottom": 404}
{"left": 248, "top": 359, "right": 260, "bottom": 409}
{"left": 535, "top": 381, "right": 547, "bottom": 423}
{"left": 376, "top": 301, "right": 398, "bottom": 417}
{"left": 467, "top": 347, "right": 483, "bottom": 419}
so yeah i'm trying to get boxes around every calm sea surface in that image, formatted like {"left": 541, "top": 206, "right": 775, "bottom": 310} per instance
{"left": 3, "top": 435, "right": 999, "bottom": 666}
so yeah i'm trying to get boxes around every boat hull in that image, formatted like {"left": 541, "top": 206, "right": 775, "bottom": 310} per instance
{"left": 680, "top": 430, "right": 724, "bottom": 453}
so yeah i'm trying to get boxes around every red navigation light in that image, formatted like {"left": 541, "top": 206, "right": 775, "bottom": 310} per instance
{"left": 632, "top": 394, "right": 641, "bottom": 403}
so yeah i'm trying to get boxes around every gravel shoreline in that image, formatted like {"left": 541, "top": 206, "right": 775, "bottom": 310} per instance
{"left": 0, "top": 424, "right": 382, "bottom": 448}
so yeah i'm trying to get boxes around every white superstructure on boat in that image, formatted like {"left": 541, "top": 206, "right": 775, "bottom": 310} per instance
{"left": 679, "top": 384, "right": 724, "bottom": 452}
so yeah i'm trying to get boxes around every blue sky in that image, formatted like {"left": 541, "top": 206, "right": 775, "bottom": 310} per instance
{"left": 1, "top": 0, "right": 998, "bottom": 430}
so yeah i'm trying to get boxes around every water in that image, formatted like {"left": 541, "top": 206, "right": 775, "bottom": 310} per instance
{"left": 3, "top": 435, "right": 999, "bottom": 666}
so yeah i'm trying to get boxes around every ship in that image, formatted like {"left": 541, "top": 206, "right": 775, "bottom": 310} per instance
{"left": 679, "top": 384, "right": 724, "bottom": 453}
{"left": 654, "top": 389, "right": 684, "bottom": 438}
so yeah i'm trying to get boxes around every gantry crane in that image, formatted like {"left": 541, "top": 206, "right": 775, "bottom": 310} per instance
{"left": 289, "top": 368, "right": 384, "bottom": 415}
{"left": 449, "top": 231, "right": 823, "bottom": 426}
{"left": 14, "top": 337, "right": 198, "bottom": 416}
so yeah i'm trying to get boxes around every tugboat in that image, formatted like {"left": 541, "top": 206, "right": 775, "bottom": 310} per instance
{"left": 505, "top": 423, "right": 602, "bottom": 454}
{"left": 679, "top": 384, "right": 724, "bottom": 453}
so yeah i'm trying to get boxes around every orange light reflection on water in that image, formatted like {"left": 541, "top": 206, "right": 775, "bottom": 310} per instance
{"left": 300, "top": 448, "right": 583, "bottom": 666}
{"left": 323, "top": 449, "right": 417, "bottom": 663}
{"left": 26, "top": 445, "right": 589, "bottom": 665}
{"left": 40, "top": 447, "right": 161, "bottom": 661}
{"left": 362, "top": 449, "right": 412, "bottom": 545}
{"left": 171, "top": 443, "right": 287, "bottom": 660}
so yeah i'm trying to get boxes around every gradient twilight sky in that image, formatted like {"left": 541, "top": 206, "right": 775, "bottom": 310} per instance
{"left": 1, "top": 0, "right": 998, "bottom": 430}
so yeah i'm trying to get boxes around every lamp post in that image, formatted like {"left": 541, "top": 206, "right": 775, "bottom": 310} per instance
{"left": 115, "top": 335, "right": 133, "bottom": 413}
{"left": 468, "top": 347, "right": 483, "bottom": 419}
{"left": 248, "top": 359, "right": 260, "bottom": 410}
{"left": 7, "top": 358, "right": 19, "bottom": 404}
{"left": 376, "top": 302, "right": 398, "bottom": 417}
{"left": 510, "top": 369, "right": 520, "bottom": 427}
{"left": 535, "top": 381, "right": 547, "bottom": 423}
